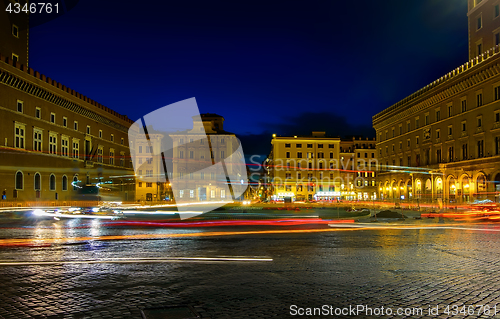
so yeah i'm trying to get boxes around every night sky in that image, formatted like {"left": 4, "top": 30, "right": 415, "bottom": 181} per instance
{"left": 28, "top": 0, "right": 469, "bottom": 157}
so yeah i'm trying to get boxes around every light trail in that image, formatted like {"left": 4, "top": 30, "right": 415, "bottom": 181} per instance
{"left": 0, "top": 224, "right": 499, "bottom": 248}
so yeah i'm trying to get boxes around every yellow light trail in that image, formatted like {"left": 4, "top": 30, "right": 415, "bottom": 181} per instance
{"left": 0, "top": 224, "right": 498, "bottom": 247}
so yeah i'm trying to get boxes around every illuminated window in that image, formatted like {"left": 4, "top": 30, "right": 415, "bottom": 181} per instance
{"left": 12, "top": 24, "right": 18, "bottom": 37}
{"left": 72, "top": 139, "right": 79, "bottom": 159}
{"left": 14, "top": 123, "right": 25, "bottom": 149}
{"left": 49, "top": 133, "right": 57, "bottom": 154}
{"left": 33, "top": 129, "right": 42, "bottom": 151}
{"left": 61, "top": 136, "right": 69, "bottom": 157}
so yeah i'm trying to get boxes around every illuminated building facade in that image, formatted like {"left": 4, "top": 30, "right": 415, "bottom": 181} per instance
{"left": 373, "top": 0, "right": 500, "bottom": 204}
{"left": 266, "top": 132, "right": 377, "bottom": 201}
{"left": 169, "top": 114, "right": 244, "bottom": 202}
{"left": 0, "top": 9, "right": 135, "bottom": 202}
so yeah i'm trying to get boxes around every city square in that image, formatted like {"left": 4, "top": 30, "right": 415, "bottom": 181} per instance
{"left": 1, "top": 0, "right": 500, "bottom": 317}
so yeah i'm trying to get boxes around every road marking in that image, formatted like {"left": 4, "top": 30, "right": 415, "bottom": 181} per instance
{"left": 0, "top": 256, "right": 273, "bottom": 266}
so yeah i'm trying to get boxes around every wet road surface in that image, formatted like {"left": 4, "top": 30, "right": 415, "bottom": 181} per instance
{"left": 1, "top": 218, "right": 500, "bottom": 318}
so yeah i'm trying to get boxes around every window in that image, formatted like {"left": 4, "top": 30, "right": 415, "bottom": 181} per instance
{"left": 12, "top": 24, "right": 19, "bottom": 37}
{"left": 17, "top": 100, "right": 23, "bottom": 113}
{"left": 448, "top": 105, "right": 453, "bottom": 117}
{"left": 49, "top": 174, "right": 56, "bottom": 191}
{"left": 415, "top": 118, "right": 420, "bottom": 129}
{"left": 97, "top": 146, "right": 103, "bottom": 163}
{"left": 121, "top": 138, "right": 124, "bottom": 145}
{"left": 297, "top": 152, "right": 302, "bottom": 158}
{"left": 461, "top": 99, "right": 467, "bottom": 112}
{"left": 285, "top": 143, "right": 291, "bottom": 148}
{"left": 477, "top": 140, "right": 484, "bottom": 158}
{"left": 220, "top": 150, "right": 225, "bottom": 158}
{"left": 189, "top": 150, "right": 194, "bottom": 159}
{"left": 328, "top": 144, "right": 334, "bottom": 148}
{"left": 62, "top": 176, "right": 68, "bottom": 191}
{"left": 399, "top": 126, "right": 402, "bottom": 135}
{"left": 318, "top": 152, "right": 324, "bottom": 158}
{"left": 318, "top": 144, "right": 323, "bottom": 148}
{"left": 462, "top": 143, "right": 468, "bottom": 159}
{"left": 15, "top": 171, "right": 23, "bottom": 190}
{"left": 33, "top": 129, "right": 42, "bottom": 151}
{"left": 61, "top": 136, "right": 69, "bottom": 157}
{"left": 496, "top": 137, "right": 500, "bottom": 155}
{"left": 86, "top": 126, "right": 90, "bottom": 135}
{"left": 436, "top": 130, "right": 440, "bottom": 139}
{"left": 110, "top": 134, "right": 114, "bottom": 142}
{"left": 448, "top": 146, "right": 454, "bottom": 162}
{"left": 14, "top": 123, "right": 25, "bottom": 149}
{"left": 392, "top": 128, "right": 395, "bottom": 137}
{"left": 99, "top": 130, "right": 102, "bottom": 138}
{"left": 49, "top": 133, "right": 57, "bottom": 155}
{"left": 435, "top": 110, "right": 440, "bottom": 121}
{"left": 63, "top": 117, "right": 67, "bottom": 127}
{"left": 477, "top": 16, "right": 482, "bottom": 30}
{"left": 296, "top": 144, "right": 302, "bottom": 148}
{"left": 307, "top": 144, "right": 313, "bottom": 148}
{"left": 495, "top": 86, "right": 500, "bottom": 101}
{"left": 477, "top": 43, "right": 482, "bottom": 56}
{"left": 416, "top": 136, "right": 419, "bottom": 145}
{"left": 50, "top": 113, "right": 55, "bottom": 123}
{"left": 211, "top": 189, "right": 216, "bottom": 198}
{"left": 436, "top": 149, "right": 442, "bottom": 163}
{"left": 34, "top": 173, "right": 41, "bottom": 191}
{"left": 496, "top": 33, "right": 500, "bottom": 47}
{"left": 74, "top": 121, "right": 78, "bottom": 131}
{"left": 496, "top": 112, "right": 500, "bottom": 123}
{"left": 120, "top": 152, "right": 125, "bottom": 166}
{"left": 179, "top": 150, "right": 184, "bottom": 159}
{"left": 139, "top": 146, "right": 142, "bottom": 153}
{"left": 221, "top": 189, "right": 226, "bottom": 199}
{"left": 477, "top": 117, "right": 482, "bottom": 127}
{"left": 12, "top": 53, "right": 18, "bottom": 64}
{"left": 448, "top": 126, "right": 453, "bottom": 136}
{"left": 109, "top": 149, "right": 114, "bottom": 165}
{"left": 407, "top": 122, "right": 411, "bottom": 132}
{"left": 72, "top": 139, "right": 79, "bottom": 159}
{"left": 495, "top": 4, "right": 500, "bottom": 18}
{"left": 425, "top": 114, "right": 429, "bottom": 125}
{"left": 462, "top": 121, "right": 467, "bottom": 132}
{"left": 477, "top": 93, "right": 483, "bottom": 107}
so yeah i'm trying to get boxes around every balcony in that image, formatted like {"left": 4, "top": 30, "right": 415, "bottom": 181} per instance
{"left": 475, "top": 127, "right": 484, "bottom": 134}
{"left": 84, "top": 160, "right": 94, "bottom": 168}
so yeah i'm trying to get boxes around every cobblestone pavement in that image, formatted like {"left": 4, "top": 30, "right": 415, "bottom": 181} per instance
{"left": 1, "top": 221, "right": 500, "bottom": 318}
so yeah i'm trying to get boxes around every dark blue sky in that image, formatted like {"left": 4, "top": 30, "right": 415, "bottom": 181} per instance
{"left": 29, "top": 0, "right": 469, "bottom": 156}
